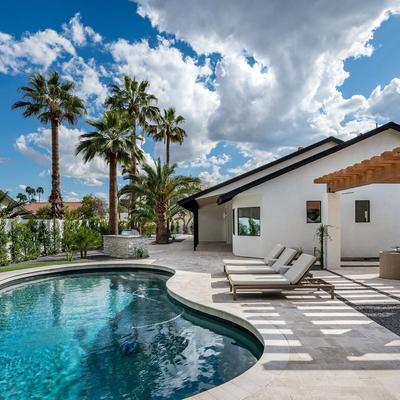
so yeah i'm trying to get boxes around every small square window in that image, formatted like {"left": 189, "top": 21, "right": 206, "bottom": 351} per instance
{"left": 238, "top": 207, "right": 260, "bottom": 236}
{"left": 306, "top": 201, "right": 321, "bottom": 223}
{"left": 355, "top": 200, "right": 370, "bottom": 223}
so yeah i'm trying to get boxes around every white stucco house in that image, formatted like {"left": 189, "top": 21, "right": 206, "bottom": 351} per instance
{"left": 179, "top": 122, "right": 400, "bottom": 266}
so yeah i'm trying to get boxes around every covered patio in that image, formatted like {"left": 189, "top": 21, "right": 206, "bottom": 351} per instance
{"left": 315, "top": 146, "right": 400, "bottom": 269}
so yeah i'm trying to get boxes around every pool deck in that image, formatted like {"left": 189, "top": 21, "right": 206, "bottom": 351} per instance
{"left": 1, "top": 237, "right": 400, "bottom": 400}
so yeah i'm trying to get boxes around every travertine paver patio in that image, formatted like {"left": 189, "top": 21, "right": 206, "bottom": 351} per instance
{"left": 1, "top": 237, "right": 400, "bottom": 399}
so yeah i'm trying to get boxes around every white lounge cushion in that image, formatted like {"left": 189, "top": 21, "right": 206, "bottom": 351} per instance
{"left": 284, "top": 254, "right": 316, "bottom": 284}
{"left": 264, "top": 244, "right": 285, "bottom": 264}
{"left": 271, "top": 248, "right": 297, "bottom": 272}
{"left": 223, "top": 258, "right": 266, "bottom": 266}
{"left": 229, "top": 274, "right": 290, "bottom": 286}
{"left": 225, "top": 265, "right": 276, "bottom": 275}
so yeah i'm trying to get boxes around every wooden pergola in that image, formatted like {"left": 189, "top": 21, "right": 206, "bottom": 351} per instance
{"left": 314, "top": 147, "right": 400, "bottom": 192}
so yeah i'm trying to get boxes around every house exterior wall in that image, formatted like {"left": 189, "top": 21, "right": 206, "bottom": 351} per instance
{"left": 198, "top": 203, "right": 225, "bottom": 242}
{"left": 230, "top": 128, "right": 400, "bottom": 259}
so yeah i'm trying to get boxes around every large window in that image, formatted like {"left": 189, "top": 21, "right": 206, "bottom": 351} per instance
{"left": 238, "top": 207, "right": 260, "bottom": 236}
{"left": 306, "top": 201, "right": 321, "bottom": 223}
{"left": 355, "top": 200, "right": 370, "bottom": 223}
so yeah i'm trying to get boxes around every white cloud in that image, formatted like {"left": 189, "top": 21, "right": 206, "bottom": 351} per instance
{"left": 62, "top": 56, "right": 109, "bottom": 108}
{"left": 198, "top": 165, "right": 230, "bottom": 187}
{"left": 18, "top": 184, "right": 27, "bottom": 190}
{"left": 0, "top": 29, "right": 75, "bottom": 73}
{"left": 15, "top": 126, "right": 108, "bottom": 188}
{"left": 136, "top": 0, "right": 400, "bottom": 153}
{"left": 180, "top": 153, "right": 231, "bottom": 168}
{"left": 62, "top": 13, "right": 102, "bottom": 46}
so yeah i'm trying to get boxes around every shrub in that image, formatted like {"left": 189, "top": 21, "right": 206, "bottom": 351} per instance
{"left": 74, "top": 225, "right": 102, "bottom": 258}
{"left": 142, "top": 223, "right": 156, "bottom": 237}
{"left": 0, "top": 219, "right": 9, "bottom": 265}
{"left": 50, "top": 219, "right": 62, "bottom": 255}
{"left": 131, "top": 246, "right": 149, "bottom": 259}
{"left": 63, "top": 218, "right": 79, "bottom": 261}
{"left": 38, "top": 221, "right": 51, "bottom": 255}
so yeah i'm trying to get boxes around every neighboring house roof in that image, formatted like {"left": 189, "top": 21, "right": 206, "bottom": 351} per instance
{"left": 0, "top": 190, "right": 17, "bottom": 206}
{"left": 25, "top": 201, "right": 82, "bottom": 214}
{"left": 179, "top": 136, "right": 343, "bottom": 210}
{"left": 180, "top": 121, "right": 400, "bottom": 209}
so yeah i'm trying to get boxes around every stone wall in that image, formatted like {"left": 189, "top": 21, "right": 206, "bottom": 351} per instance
{"left": 103, "top": 235, "right": 150, "bottom": 259}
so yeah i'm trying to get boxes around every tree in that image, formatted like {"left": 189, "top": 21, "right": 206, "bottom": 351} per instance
{"left": 16, "top": 193, "right": 28, "bottom": 203}
{"left": 25, "top": 186, "right": 36, "bottom": 202}
{"left": 149, "top": 108, "right": 186, "bottom": 165}
{"left": 76, "top": 111, "right": 141, "bottom": 234}
{"left": 77, "top": 194, "right": 108, "bottom": 219}
{"left": 121, "top": 160, "right": 200, "bottom": 244}
{"left": 105, "top": 76, "right": 159, "bottom": 226}
{"left": 36, "top": 186, "right": 44, "bottom": 202}
{"left": 12, "top": 72, "right": 85, "bottom": 217}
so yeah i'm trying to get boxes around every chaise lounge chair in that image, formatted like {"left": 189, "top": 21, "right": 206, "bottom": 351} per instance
{"left": 223, "top": 244, "right": 285, "bottom": 269}
{"left": 228, "top": 253, "right": 335, "bottom": 300}
{"left": 224, "top": 247, "right": 297, "bottom": 275}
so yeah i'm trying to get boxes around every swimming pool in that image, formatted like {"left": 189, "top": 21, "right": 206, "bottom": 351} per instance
{"left": 0, "top": 269, "right": 262, "bottom": 399}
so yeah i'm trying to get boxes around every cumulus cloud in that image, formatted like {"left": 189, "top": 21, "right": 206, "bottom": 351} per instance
{"left": 62, "top": 13, "right": 102, "bottom": 46}
{"left": 15, "top": 126, "right": 108, "bottom": 188}
{"left": 136, "top": 0, "right": 400, "bottom": 153}
{"left": 0, "top": 29, "right": 75, "bottom": 73}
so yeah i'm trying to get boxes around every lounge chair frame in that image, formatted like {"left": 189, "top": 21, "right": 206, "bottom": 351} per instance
{"left": 229, "top": 267, "right": 335, "bottom": 300}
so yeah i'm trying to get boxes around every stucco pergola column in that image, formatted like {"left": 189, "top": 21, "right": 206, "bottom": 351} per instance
{"left": 323, "top": 192, "right": 341, "bottom": 269}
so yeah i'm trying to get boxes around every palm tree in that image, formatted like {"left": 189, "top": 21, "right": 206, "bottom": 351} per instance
{"left": 16, "top": 193, "right": 28, "bottom": 203}
{"left": 120, "top": 160, "right": 200, "bottom": 244}
{"left": 25, "top": 186, "right": 36, "bottom": 202}
{"left": 105, "top": 76, "right": 159, "bottom": 225}
{"left": 36, "top": 186, "right": 44, "bottom": 202}
{"left": 149, "top": 108, "right": 187, "bottom": 165}
{"left": 76, "top": 111, "right": 142, "bottom": 234}
{"left": 12, "top": 71, "right": 85, "bottom": 218}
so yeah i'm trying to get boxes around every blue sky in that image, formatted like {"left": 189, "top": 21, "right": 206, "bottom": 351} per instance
{"left": 1, "top": 0, "right": 400, "bottom": 202}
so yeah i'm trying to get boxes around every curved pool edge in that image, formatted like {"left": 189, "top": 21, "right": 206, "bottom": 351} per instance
{"left": 0, "top": 261, "right": 291, "bottom": 400}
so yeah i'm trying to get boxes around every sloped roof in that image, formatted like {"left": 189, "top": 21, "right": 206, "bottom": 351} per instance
{"left": 25, "top": 201, "right": 82, "bottom": 214}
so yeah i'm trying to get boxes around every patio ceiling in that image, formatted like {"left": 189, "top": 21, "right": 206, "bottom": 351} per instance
{"left": 314, "top": 147, "right": 400, "bottom": 192}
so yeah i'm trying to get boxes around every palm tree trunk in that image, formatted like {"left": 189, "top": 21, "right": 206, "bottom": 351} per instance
{"left": 166, "top": 134, "right": 170, "bottom": 165}
{"left": 109, "top": 154, "right": 119, "bottom": 235}
{"left": 129, "top": 121, "right": 137, "bottom": 229}
{"left": 48, "top": 118, "right": 64, "bottom": 218}
{"left": 156, "top": 201, "right": 169, "bottom": 244}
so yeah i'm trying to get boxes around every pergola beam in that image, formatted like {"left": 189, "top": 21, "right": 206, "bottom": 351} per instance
{"left": 314, "top": 146, "right": 400, "bottom": 192}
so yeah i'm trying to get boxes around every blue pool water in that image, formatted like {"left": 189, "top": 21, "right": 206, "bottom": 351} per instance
{"left": 0, "top": 270, "right": 262, "bottom": 399}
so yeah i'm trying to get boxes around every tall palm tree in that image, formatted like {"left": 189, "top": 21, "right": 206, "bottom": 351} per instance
{"left": 16, "top": 193, "right": 28, "bottom": 203}
{"left": 149, "top": 108, "right": 187, "bottom": 165}
{"left": 105, "top": 76, "right": 159, "bottom": 225}
{"left": 36, "top": 186, "right": 44, "bottom": 202}
{"left": 120, "top": 160, "right": 200, "bottom": 244}
{"left": 25, "top": 186, "right": 36, "bottom": 202}
{"left": 12, "top": 72, "right": 85, "bottom": 218}
{"left": 76, "top": 111, "right": 142, "bottom": 234}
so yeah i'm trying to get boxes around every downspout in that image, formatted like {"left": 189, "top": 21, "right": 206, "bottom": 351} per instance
{"left": 193, "top": 201, "right": 199, "bottom": 251}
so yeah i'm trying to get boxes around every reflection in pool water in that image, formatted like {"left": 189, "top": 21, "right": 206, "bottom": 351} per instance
{"left": 0, "top": 270, "right": 262, "bottom": 399}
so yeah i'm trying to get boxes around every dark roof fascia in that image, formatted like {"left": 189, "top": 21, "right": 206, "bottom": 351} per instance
{"left": 178, "top": 136, "right": 343, "bottom": 206}
{"left": 217, "top": 121, "right": 400, "bottom": 205}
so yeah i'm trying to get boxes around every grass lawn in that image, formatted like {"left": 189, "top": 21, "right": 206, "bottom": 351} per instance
{"left": 0, "top": 260, "right": 80, "bottom": 273}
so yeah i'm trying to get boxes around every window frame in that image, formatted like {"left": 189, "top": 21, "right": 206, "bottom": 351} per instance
{"left": 355, "top": 200, "right": 370, "bottom": 223}
{"left": 306, "top": 200, "right": 322, "bottom": 224}
{"left": 237, "top": 206, "right": 261, "bottom": 237}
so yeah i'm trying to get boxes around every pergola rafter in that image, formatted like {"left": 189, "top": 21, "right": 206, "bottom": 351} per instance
{"left": 314, "top": 147, "right": 400, "bottom": 192}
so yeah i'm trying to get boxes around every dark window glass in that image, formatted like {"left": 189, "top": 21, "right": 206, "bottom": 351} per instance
{"left": 355, "top": 200, "right": 370, "bottom": 223}
{"left": 232, "top": 209, "right": 235, "bottom": 235}
{"left": 306, "top": 201, "right": 321, "bottom": 223}
{"left": 238, "top": 207, "right": 261, "bottom": 236}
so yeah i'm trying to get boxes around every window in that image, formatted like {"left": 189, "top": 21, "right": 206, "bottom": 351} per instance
{"left": 238, "top": 207, "right": 260, "bottom": 236}
{"left": 232, "top": 209, "right": 235, "bottom": 235}
{"left": 355, "top": 200, "right": 370, "bottom": 223}
{"left": 306, "top": 201, "right": 321, "bottom": 223}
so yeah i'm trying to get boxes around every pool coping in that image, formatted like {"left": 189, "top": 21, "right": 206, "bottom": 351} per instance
{"left": 0, "top": 260, "right": 290, "bottom": 400}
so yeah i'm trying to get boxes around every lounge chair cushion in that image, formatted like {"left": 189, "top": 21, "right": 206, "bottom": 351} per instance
{"left": 271, "top": 248, "right": 297, "bottom": 271}
{"left": 229, "top": 274, "right": 290, "bottom": 286}
{"left": 223, "top": 258, "right": 265, "bottom": 266}
{"left": 225, "top": 265, "right": 276, "bottom": 275}
{"left": 264, "top": 244, "right": 285, "bottom": 264}
{"left": 284, "top": 254, "right": 316, "bottom": 284}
